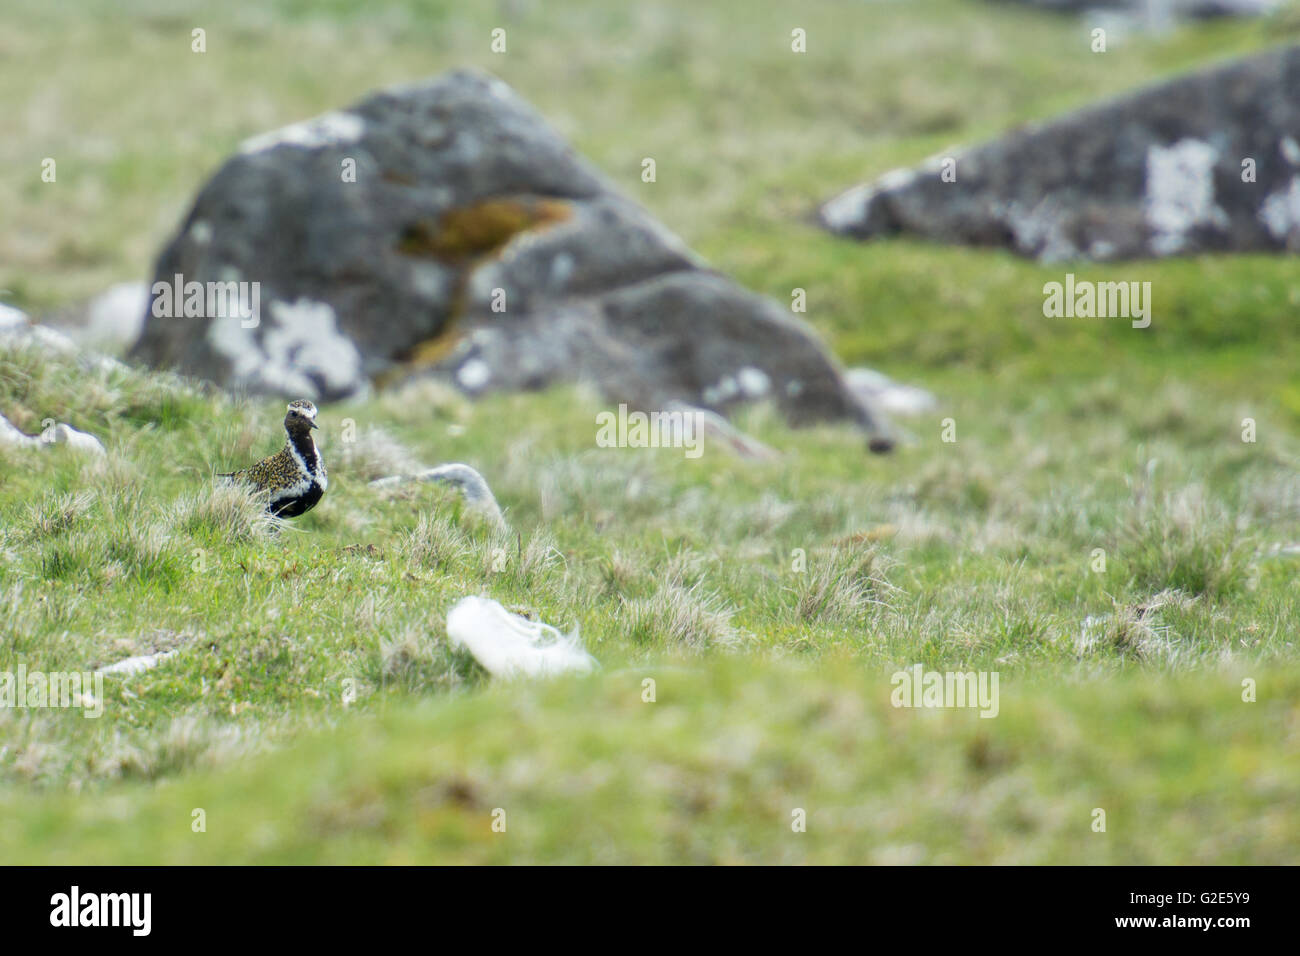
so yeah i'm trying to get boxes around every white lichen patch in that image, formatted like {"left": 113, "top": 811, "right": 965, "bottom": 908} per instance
{"left": 820, "top": 183, "right": 875, "bottom": 233}
{"left": 875, "top": 166, "right": 919, "bottom": 193}
{"left": 407, "top": 262, "right": 450, "bottom": 302}
{"left": 1002, "top": 198, "right": 1080, "bottom": 262}
{"left": 1144, "top": 139, "right": 1228, "bottom": 256}
{"left": 457, "top": 358, "right": 491, "bottom": 390}
{"left": 265, "top": 299, "right": 362, "bottom": 395}
{"left": 207, "top": 297, "right": 362, "bottom": 397}
{"left": 549, "top": 252, "right": 576, "bottom": 287}
{"left": 206, "top": 314, "right": 281, "bottom": 389}
{"left": 819, "top": 167, "right": 918, "bottom": 233}
{"left": 1258, "top": 176, "right": 1300, "bottom": 242}
{"left": 736, "top": 366, "right": 771, "bottom": 399}
{"left": 239, "top": 111, "right": 366, "bottom": 155}
{"left": 1281, "top": 136, "right": 1300, "bottom": 166}
{"left": 702, "top": 375, "right": 740, "bottom": 405}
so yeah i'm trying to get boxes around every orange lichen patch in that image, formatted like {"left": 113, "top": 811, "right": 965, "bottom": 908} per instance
{"left": 398, "top": 197, "right": 572, "bottom": 263}
{"left": 403, "top": 331, "right": 463, "bottom": 366}
{"left": 381, "top": 196, "right": 569, "bottom": 389}
{"left": 372, "top": 328, "right": 465, "bottom": 390}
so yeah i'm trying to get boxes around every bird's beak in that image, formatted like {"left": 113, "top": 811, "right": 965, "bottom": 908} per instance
{"left": 309, "top": 420, "right": 318, "bottom": 430}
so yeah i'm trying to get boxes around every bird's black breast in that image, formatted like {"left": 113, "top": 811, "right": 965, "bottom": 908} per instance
{"left": 272, "top": 483, "right": 324, "bottom": 518}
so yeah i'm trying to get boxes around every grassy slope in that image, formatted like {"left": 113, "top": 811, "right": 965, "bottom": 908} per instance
{"left": 0, "top": 0, "right": 1298, "bottom": 862}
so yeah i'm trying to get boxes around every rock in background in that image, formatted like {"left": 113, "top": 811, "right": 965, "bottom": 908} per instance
{"left": 820, "top": 45, "right": 1300, "bottom": 262}
{"left": 986, "top": 0, "right": 1281, "bottom": 18}
{"left": 44, "top": 281, "right": 150, "bottom": 355}
{"left": 129, "top": 70, "right": 895, "bottom": 450}
{"left": 0, "top": 303, "right": 110, "bottom": 455}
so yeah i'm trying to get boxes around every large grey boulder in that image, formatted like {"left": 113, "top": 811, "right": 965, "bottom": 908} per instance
{"left": 129, "top": 70, "right": 894, "bottom": 450}
{"left": 820, "top": 45, "right": 1300, "bottom": 262}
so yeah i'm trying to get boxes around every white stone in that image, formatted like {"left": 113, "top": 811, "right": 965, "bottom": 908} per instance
{"left": 96, "top": 650, "right": 178, "bottom": 677}
{"left": 457, "top": 358, "right": 491, "bottom": 390}
{"left": 82, "top": 281, "right": 149, "bottom": 351}
{"left": 52, "top": 424, "right": 106, "bottom": 456}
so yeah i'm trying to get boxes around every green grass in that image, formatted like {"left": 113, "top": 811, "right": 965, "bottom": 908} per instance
{"left": 1, "top": 0, "right": 1299, "bottom": 863}
{"left": 6, "top": 664, "right": 1295, "bottom": 864}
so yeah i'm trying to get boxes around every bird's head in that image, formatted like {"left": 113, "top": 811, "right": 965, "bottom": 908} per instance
{"left": 285, "top": 399, "right": 319, "bottom": 432}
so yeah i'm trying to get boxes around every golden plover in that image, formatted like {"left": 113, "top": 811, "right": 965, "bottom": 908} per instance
{"left": 220, "top": 400, "right": 327, "bottom": 517}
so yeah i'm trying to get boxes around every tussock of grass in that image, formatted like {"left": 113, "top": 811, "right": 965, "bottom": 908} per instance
{"left": 93, "top": 717, "right": 267, "bottom": 783}
{"left": 39, "top": 532, "right": 98, "bottom": 582}
{"left": 1118, "top": 483, "right": 1253, "bottom": 601}
{"left": 623, "top": 555, "right": 742, "bottom": 650}
{"left": 174, "top": 483, "right": 277, "bottom": 545}
{"left": 1076, "top": 590, "right": 1200, "bottom": 665}
{"left": 401, "top": 512, "right": 471, "bottom": 570}
{"left": 105, "top": 521, "right": 178, "bottom": 582}
{"left": 24, "top": 491, "right": 93, "bottom": 541}
{"left": 374, "top": 623, "right": 461, "bottom": 690}
{"left": 787, "top": 545, "right": 895, "bottom": 626}
{"left": 912, "top": 457, "right": 998, "bottom": 515}
{"left": 480, "top": 528, "right": 563, "bottom": 588}
{"left": 331, "top": 424, "right": 422, "bottom": 482}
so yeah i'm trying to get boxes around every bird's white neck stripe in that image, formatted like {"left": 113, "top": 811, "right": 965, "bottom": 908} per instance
{"left": 287, "top": 437, "right": 317, "bottom": 475}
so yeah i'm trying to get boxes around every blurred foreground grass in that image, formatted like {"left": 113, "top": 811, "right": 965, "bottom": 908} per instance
{"left": 6, "top": 662, "right": 1296, "bottom": 864}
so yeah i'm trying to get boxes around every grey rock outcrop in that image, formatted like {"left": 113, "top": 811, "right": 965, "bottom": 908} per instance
{"left": 988, "top": 0, "right": 1280, "bottom": 18}
{"left": 820, "top": 45, "right": 1300, "bottom": 262}
{"left": 1, "top": 302, "right": 124, "bottom": 375}
{"left": 0, "top": 413, "right": 106, "bottom": 456}
{"left": 129, "top": 70, "right": 894, "bottom": 450}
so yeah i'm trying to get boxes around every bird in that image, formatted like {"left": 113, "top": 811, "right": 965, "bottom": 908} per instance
{"left": 219, "top": 400, "right": 327, "bottom": 517}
